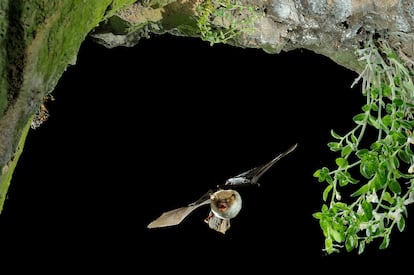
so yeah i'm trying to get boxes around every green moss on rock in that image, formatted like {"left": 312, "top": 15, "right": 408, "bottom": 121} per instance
{"left": 0, "top": 0, "right": 137, "bottom": 214}
{"left": 0, "top": 115, "right": 32, "bottom": 213}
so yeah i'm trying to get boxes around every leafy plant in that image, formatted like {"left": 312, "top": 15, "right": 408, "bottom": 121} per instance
{"left": 313, "top": 33, "right": 414, "bottom": 254}
{"left": 195, "top": 0, "right": 261, "bottom": 46}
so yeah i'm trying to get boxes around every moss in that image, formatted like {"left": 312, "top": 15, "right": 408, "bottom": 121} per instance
{"left": 26, "top": 0, "right": 137, "bottom": 98}
{"left": 146, "top": 0, "right": 177, "bottom": 9}
{"left": 0, "top": 0, "right": 137, "bottom": 214}
{"left": 309, "top": 46, "right": 365, "bottom": 73}
{"left": 0, "top": 115, "right": 32, "bottom": 213}
{"left": 107, "top": 15, "right": 133, "bottom": 34}
{"left": 0, "top": 1, "right": 9, "bottom": 116}
{"left": 260, "top": 42, "right": 286, "bottom": 54}
{"left": 161, "top": 12, "right": 198, "bottom": 33}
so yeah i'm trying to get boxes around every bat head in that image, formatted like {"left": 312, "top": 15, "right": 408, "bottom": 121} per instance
{"left": 210, "top": 189, "right": 242, "bottom": 219}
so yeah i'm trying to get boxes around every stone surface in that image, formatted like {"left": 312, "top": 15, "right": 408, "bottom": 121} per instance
{"left": 91, "top": 0, "right": 414, "bottom": 73}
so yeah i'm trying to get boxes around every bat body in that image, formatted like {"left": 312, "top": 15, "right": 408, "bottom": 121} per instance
{"left": 147, "top": 143, "right": 298, "bottom": 234}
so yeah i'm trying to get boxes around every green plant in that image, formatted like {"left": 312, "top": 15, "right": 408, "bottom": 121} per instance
{"left": 195, "top": 0, "right": 261, "bottom": 46}
{"left": 313, "top": 34, "right": 414, "bottom": 254}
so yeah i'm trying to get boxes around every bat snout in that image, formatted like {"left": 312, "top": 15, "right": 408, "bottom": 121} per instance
{"left": 218, "top": 201, "right": 229, "bottom": 212}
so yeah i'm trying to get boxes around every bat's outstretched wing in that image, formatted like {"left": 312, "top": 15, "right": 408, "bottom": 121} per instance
{"left": 147, "top": 191, "right": 212, "bottom": 229}
{"left": 223, "top": 143, "right": 298, "bottom": 187}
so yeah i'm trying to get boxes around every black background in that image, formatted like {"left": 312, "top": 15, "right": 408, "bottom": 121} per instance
{"left": 1, "top": 33, "right": 413, "bottom": 271}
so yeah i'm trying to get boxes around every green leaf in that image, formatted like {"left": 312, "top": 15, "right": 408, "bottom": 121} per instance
{"left": 406, "top": 146, "right": 414, "bottom": 157}
{"left": 334, "top": 202, "right": 349, "bottom": 210}
{"left": 369, "top": 173, "right": 386, "bottom": 190}
{"left": 345, "top": 235, "right": 356, "bottom": 252}
{"left": 396, "top": 111, "right": 404, "bottom": 119}
{"left": 370, "top": 142, "right": 382, "bottom": 151}
{"left": 328, "top": 142, "right": 341, "bottom": 152}
{"left": 330, "top": 228, "right": 343, "bottom": 243}
{"left": 314, "top": 167, "right": 330, "bottom": 182}
{"left": 377, "top": 165, "right": 387, "bottom": 184}
{"left": 381, "top": 115, "right": 393, "bottom": 127}
{"left": 360, "top": 162, "right": 375, "bottom": 179}
{"left": 335, "top": 157, "right": 348, "bottom": 168}
{"left": 379, "top": 235, "right": 390, "bottom": 249}
{"left": 379, "top": 120, "right": 389, "bottom": 132}
{"left": 312, "top": 212, "right": 322, "bottom": 219}
{"left": 398, "top": 149, "right": 411, "bottom": 163}
{"left": 351, "top": 134, "right": 358, "bottom": 144}
{"left": 361, "top": 104, "right": 370, "bottom": 112}
{"left": 397, "top": 216, "right": 405, "bottom": 232}
{"left": 320, "top": 219, "right": 329, "bottom": 236}
{"left": 382, "top": 85, "right": 392, "bottom": 97}
{"left": 391, "top": 131, "right": 406, "bottom": 144}
{"left": 358, "top": 240, "right": 366, "bottom": 255}
{"left": 386, "top": 103, "right": 393, "bottom": 114}
{"left": 399, "top": 120, "right": 413, "bottom": 130}
{"left": 356, "top": 149, "right": 369, "bottom": 159}
{"left": 323, "top": 185, "right": 333, "bottom": 201}
{"left": 378, "top": 217, "right": 385, "bottom": 232}
{"left": 371, "top": 87, "right": 379, "bottom": 98}
{"left": 313, "top": 169, "right": 322, "bottom": 179}
{"left": 326, "top": 174, "right": 334, "bottom": 185}
{"left": 353, "top": 113, "right": 366, "bottom": 125}
{"left": 382, "top": 191, "right": 394, "bottom": 204}
{"left": 368, "top": 115, "right": 380, "bottom": 129}
{"left": 392, "top": 155, "right": 400, "bottom": 169}
{"left": 388, "top": 179, "right": 401, "bottom": 194}
{"left": 394, "top": 76, "right": 401, "bottom": 85}
{"left": 337, "top": 171, "right": 349, "bottom": 187}
{"left": 360, "top": 152, "right": 378, "bottom": 179}
{"left": 362, "top": 200, "right": 373, "bottom": 220}
{"left": 341, "top": 145, "right": 352, "bottom": 157}
{"left": 403, "top": 81, "right": 414, "bottom": 92}
{"left": 348, "top": 225, "right": 358, "bottom": 236}
{"left": 345, "top": 171, "right": 359, "bottom": 184}
{"left": 393, "top": 98, "right": 404, "bottom": 106}
{"left": 325, "top": 237, "right": 334, "bottom": 254}
{"left": 351, "top": 183, "right": 370, "bottom": 197}
{"left": 330, "top": 129, "right": 341, "bottom": 139}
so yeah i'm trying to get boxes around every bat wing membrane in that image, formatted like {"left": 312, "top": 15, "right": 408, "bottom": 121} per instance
{"left": 223, "top": 143, "right": 298, "bottom": 187}
{"left": 147, "top": 198, "right": 211, "bottom": 228}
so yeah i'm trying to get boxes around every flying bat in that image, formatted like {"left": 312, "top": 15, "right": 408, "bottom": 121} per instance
{"left": 147, "top": 143, "right": 298, "bottom": 234}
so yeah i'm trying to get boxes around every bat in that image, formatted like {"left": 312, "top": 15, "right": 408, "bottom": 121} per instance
{"left": 147, "top": 143, "right": 298, "bottom": 234}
